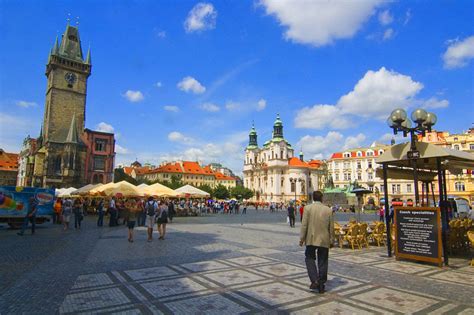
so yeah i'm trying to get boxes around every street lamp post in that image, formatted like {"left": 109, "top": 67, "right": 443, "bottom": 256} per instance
{"left": 289, "top": 177, "right": 303, "bottom": 203}
{"left": 386, "top": 108, "right": 437, "bottom": 206}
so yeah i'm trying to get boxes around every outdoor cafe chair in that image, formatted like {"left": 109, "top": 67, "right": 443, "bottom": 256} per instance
{"left": 357, "top": 223, "right": 370, "bottom": 248}
{"left": 370, "top": 223, "right": 386, "bottom": 247}
{"left": 343, "top": 225, "right": 360, "bottom": 250}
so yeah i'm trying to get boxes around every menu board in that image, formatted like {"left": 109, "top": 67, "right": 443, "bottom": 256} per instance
{"left": 394, "top": 207, "right": 442, "bottom": 266}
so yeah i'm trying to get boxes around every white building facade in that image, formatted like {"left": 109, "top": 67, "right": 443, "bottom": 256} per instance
{"left": 328, "top": 142, "right": 416, "bottom": 205}
{"left": 243, "top": 115, "right": 326, "bottom": 203}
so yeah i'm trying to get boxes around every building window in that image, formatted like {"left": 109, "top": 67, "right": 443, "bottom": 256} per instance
{"left": 357, "top": 161, "right": 361, "bottom": 169}
{"left": 367, "top": 151, "right": 374, "bottom": 156}
{"left": 280, "top": 150, "right": 284, "bottom": 159}
{"left": 379, "top": 149, "right": 384, "bottom": 155}
{"left": 343, "top": 152, "right": 350, "bottom": 158}
{"left": 455, "top": 182, "right": 465, "bottom": 191}
{"left": 95, "top": 139, "right": 107, "bottom": 152}
{"left": 368, "top": 161, "right": 373, "bottom": 169}
{"left": 469, "top": 144, "right": 474, "bottom": 150}
{"left": 454, "top": 137, "right": 458, "bottom": 141}
{"left": 335, "top": 173, "right": 339, "bottom": 181}
{"left": 290, "top": 182, "right": 295, "bottom": 193}
{"left": 357, "top": 173, "right": 362, "bottom": 180}
{"left": 344, "top": 173, "right": 351, "bottom": 181}
{"left": 343, "top": 162, "right": 350, "bottom": 169}
{"left": 453, "top": 144, "right": 460, "bottom": 150}
{"left": 281, "top": 178, "right": 284, "bottom": 187}
{"left": 368, "top": 173, "right": 373, "bottom": 181}
{"left": 357, "top": 151, "right": 362, "bottom": 157}
{"left": 94, "top": 157, "right": 105, "bottom": 171}
{"left": 407, "top": 184, "right": 412, "bottom": 193}
{"left": 380, "top": 184, "right": 384, "bottom": 193}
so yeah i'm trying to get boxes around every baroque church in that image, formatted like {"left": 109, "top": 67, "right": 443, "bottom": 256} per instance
{"left": 243, "top": 115, "right": 326, "bottom": 203}
{"left": 17, "top": 23, "right": 116, "bottom": 188}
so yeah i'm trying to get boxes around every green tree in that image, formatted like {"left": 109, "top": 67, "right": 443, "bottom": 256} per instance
{"left": 163, "top": 175, "right": 184, "bottom": 190}
{"left": 213, "top": 184, "right": 230, "bottom": 200}
{"left": 231, "top": 185, "right": 254, "bottom": 200}
{"left": 199, "top": 184, "right": 214, "bottom": 197}
{"left": 113, "top": 168, "right": 138, "bottom": 185}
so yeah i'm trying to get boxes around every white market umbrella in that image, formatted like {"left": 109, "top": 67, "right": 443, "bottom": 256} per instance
{"left": 175, "top": 185, "right": 210, "bottom": 198}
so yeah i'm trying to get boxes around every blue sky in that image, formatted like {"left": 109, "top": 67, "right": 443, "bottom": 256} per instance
{"left": 1, "top": 0, "right": 473, "bottom": 174}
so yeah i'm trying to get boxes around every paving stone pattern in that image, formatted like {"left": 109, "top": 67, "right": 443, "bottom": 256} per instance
{"left": 0, "top": 209, "right": 473, "bottom": 314}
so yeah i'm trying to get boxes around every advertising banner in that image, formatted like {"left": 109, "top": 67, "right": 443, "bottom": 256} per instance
{"left": 394, "top": 207, "right": 442, "bottom": 266}
{"left": 0, "top": 186, "right": 55, "bottom": 217}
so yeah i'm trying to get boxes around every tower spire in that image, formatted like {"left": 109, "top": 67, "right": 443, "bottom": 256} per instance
{"left": 247, "top": 122, "right": 258, "bottom": 149}
{"left": 52, "top": 36, "right": 59, "bottom": 54}
{"left": 273, "top": 113, "right": 283, "bottom": 139}
{"left": 85, "top": 45, "right": 91, "bottom": 64}
{"left": 65, "top": 114, "right": 79, "bottom": 143}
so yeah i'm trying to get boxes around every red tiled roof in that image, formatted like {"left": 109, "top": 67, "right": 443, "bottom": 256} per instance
{"left": 308, "top": 160, "right": 323, "bottom": 168}
{"left": 182, "top": 161, "right": 208, "bottom": 175}
{"left": 288, "top": 157, "right": 309, "bottom": 167}
{"left": 123, "top": 167, "right": 133, "bottom": 175}
{"left": 0, "top": 150, "right": 19, "bottom": 171}
{"left": 215, "top": 172, "right": 235, "bottom": 181}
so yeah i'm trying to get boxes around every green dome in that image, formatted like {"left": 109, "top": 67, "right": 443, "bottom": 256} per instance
{"left": 249, "top": 125, "right": 257, "bottom": 135}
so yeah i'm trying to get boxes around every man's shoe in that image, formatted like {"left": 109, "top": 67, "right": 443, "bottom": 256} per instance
{"left": 309, "top": 282, "right": 319, "bottom": 291}
{"left": 318, "top": 283, "right": 325, "bottom": 294}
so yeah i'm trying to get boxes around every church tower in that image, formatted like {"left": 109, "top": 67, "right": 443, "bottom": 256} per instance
{"left": 34, "top": 23, "right": 91, "bottom": 188}
{"left": 43, "top": 23, "right": 91, "bottom": 143}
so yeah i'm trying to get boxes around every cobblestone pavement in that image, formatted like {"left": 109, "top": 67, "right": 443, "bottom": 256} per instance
{"left": 0, "top": 209, "right": 473, "bottom": 314}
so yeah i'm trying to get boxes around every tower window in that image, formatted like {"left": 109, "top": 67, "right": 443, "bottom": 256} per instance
{"left": 68, "top": 35, "right": 78, "bottom": 42}
{"left": 93, "top": 157, "right": 105, "bottom": 171}
{"left": 95, "top": 139, "right": 107, "bottom": 152}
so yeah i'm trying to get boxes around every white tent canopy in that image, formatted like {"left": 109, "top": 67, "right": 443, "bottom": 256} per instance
{"left": 58, "top": 187, "right": 77, "bottom": 197}
{"left": 71, "top": 183, "right": 103, "bottom": 196}
{"left": 141, "top": 183, "right": 179, "bottom": 197}
{"left": 137, "top": 183, "right": 149, "bottom": 188}
{"left": 175, "top": 185, "right": 210, "bottom": 198}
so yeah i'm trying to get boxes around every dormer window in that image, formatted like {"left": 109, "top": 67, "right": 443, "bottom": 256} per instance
{"left": 356, "top": 151, "right": 362, "bottom": 157}
{"left": 343, "top": 152, "right": 350, "bottom": 158}
{"left": 367, "top": 151, "right": 374, "bottom": 156}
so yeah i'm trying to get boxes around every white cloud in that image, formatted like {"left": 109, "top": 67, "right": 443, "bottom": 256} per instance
{"left": 225, "top": 101, "right": 241, "bottom": 111}
{"left": 337, "top": 67, "right": 422, "bottom": 117}
{"left": 383, "top": 28, "right": 394, "bottom": 40}
{"left": 378, "top": 10, "right": 393, "bottom": 25}
{"left": 16, "top": 100, "right": 37, "bottom": 108}
{"left": 421, "top": 97, "right": 449, "bottom": 109}
{"left": 294, "top": 105, "right": 352, "bottom": 129}
{"left": 0, "top": 112, "right": 39, "bottom": 152}
{"left": 164, "top": 105, "right": 180, "bottom": 112}
{"left": 256, "top": 99, "right": 267, "bottom": 111}
{"left": 95, "top": 122, "right": 115, "bottom": 133}
{"left": 295, "top": 67, "right": 424, "bottom": 129}
{"left": 156, "top": 30, "right": 166, "bottom": 38}
{"left": 168, "top": 131, "right": 194, "bottom": 144}
{"left": 155, "top": 81, "right": 163, "bottom": 88}
{"left": 184, "top": 2, "right": 217, "bottom": 33}
{"left": 443, "top": 36, "right": 474, "bottom": 69}
{"left": 115, "top": 144, "right": 129, "bottom": 154}
{"left": 199, "top": 103, "right": 220, "bottom": 112}
{"left": 177, "top": 76, "right": 206, "bottom": 94}
{"left": 259, "top": 0, "right": 383, "bottom": 47}
{"left": 296, "top": 132, "right": 366, "bottom": 160}
{"left": 123, "top": 90, "right": 144, "bottom": 102}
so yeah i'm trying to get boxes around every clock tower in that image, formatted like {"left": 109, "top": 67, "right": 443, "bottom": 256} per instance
{"left": 43, "top": 23, "right": 91, "bottom": 143}
{"left": 35, "top": 23, "right": 92, "bottom": 188}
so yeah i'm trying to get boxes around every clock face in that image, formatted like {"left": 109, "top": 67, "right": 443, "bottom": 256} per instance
{"left": 64, "top": 72, "right": 77, "bottom": 85}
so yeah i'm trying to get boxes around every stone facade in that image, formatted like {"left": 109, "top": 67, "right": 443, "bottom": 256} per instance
{"left": 243, "top": 115, "right": 325, "bottom": 203}
{"left": 419, "top": 128, "right": 474, "bottom": 204}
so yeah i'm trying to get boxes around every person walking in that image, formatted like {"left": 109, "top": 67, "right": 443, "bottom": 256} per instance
{"left": 73, "top": 198, "right": 84, "bottom": 230}
{"left": 299, "top": 204, "right": 304, "bottom": 223}
{"left": 157, "top": 201, "right": 169, "bottom": 240}
{"left": 168, "top": 199, "right": 175, "bottom": 223}
{"left": 144, "top": 197, "right": 157, "bottom": 242}
{"left": 288, "top": 202, "right": 296, "bottom": 227}
{"left": 378, "top": 206, "right": 384, "bottom": 222}
{"left": 97, "top": 199, "right": 105, "bottom": 227}
{"left": 17, "top": 197, "right": 39, "bottom": 236}
{"left": 62, "top": 198, "right": 73, "bottom": 230}
{"left": 299, "top": 191, "right": 334, "bottom": 294}
{"left": 125, "top": 199, "right": 140, "bottom": 242}
{"left": 53, "top": 198, "right": 62, "bottom": 224}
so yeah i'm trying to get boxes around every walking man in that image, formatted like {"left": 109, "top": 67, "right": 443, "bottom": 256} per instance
{"left": 299, "top": 191, "right": 334, "bottom": 294}
{"left": 17, "top": 197, "right": 39, "bottom": 236}
{"left": 288, "top": 202, "right": 296, "bottom": 227}
{"left": 144, "top": 197, "right": 157, "bottom": 242}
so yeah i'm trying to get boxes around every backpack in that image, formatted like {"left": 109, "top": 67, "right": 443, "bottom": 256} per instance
{"left": 159, "top": 207, "right": 168, "bottom": 220}
{"left": 146, "top": 201, "right": 156, "bottom": 216}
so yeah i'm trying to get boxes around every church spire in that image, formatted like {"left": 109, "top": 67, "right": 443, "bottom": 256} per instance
{"left": 53, "top": 36, "right": 59, "bottom": 54}
{"left": 58, "top": 23, "right": 84, "bottom": 61}
{"left": 85, "top": 46, "right": 91, "bottom": 64}
{"left": 247, "top": 122, "right": 258, "bottom": 149}
{"left": 273, "top": 113, "right": 284, "bottom": 139}
{"left": 65, "top": 115, "right": 79, "bottom": 143}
